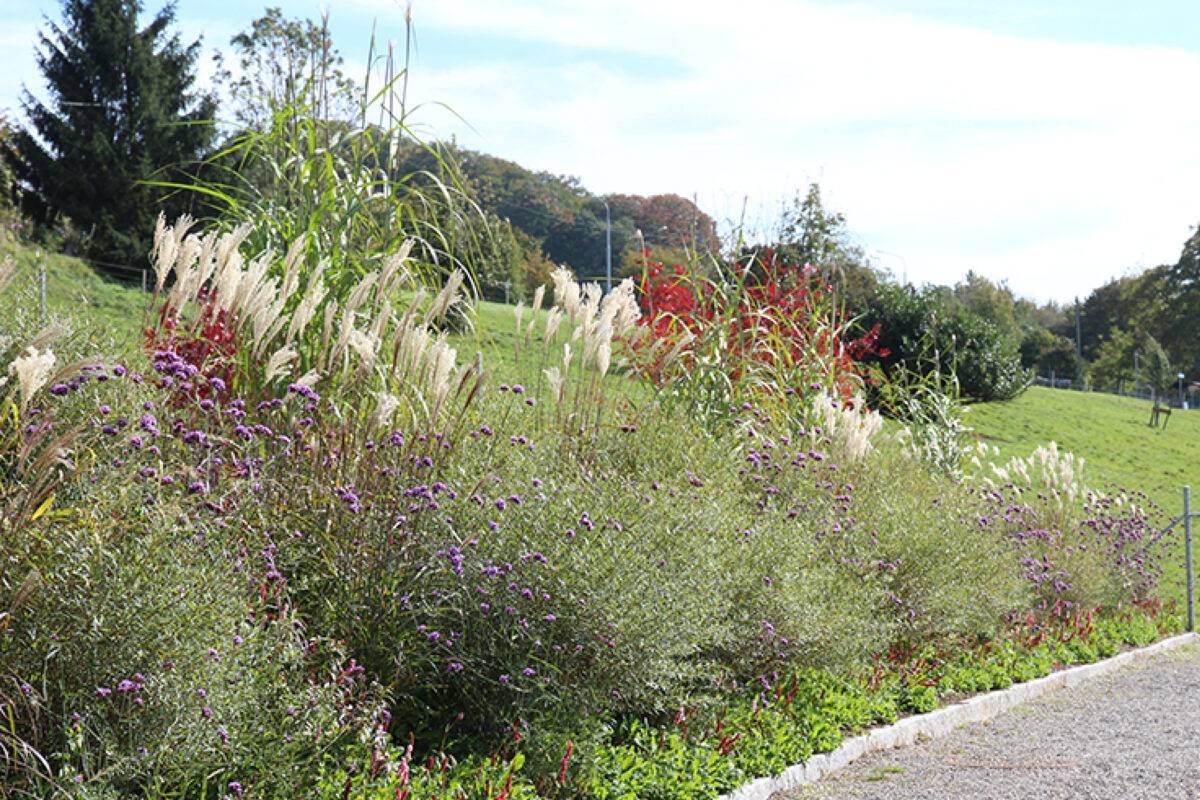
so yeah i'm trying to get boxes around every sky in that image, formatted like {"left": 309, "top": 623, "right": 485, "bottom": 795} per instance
{"left": 4, "top": 0, "right": 1200, "bottom": 304}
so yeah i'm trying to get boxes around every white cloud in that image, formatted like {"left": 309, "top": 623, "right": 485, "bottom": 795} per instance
{"left": 388, "top": 0, "right": 1200, "bottom": 302}
{"left": 5, "top": 0, "right": 1199, "bottom": 303}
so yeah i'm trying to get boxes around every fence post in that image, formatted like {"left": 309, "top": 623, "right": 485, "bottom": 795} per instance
{"left": 1187, "top": 486, "right": 1194, "bottom": 632}
{"left": 39, "top": 251, "right": 47, "bottom": 323}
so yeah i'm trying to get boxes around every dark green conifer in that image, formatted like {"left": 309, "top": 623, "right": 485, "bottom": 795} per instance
{"left": 7, "top": 0, "right": 216, "bottom": 272}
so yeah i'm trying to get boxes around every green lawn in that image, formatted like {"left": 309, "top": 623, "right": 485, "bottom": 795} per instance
{"left": 968, "top": 386, "right": 1199, "bottom": 515}
{"left": 969, "top": 386, "right": 1198, "bottom": 605}
{"left": 1, "top": 239, "right": 152, "bottom": 354}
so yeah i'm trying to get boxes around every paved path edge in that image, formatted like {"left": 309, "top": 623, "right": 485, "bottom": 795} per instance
{"left": 718, "top": 631, "right": 1200, "bottom": 800}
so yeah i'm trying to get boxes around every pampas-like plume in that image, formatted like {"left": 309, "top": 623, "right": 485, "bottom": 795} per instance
{"left": 152, "top": 213, "right": 194, "bottom": 294}
{"left": 279, "top": 235, "right": 306, "bottom": 303}
{"left": 286, "top": 265, "right": 328, "bottom": 344}
{"left": 264, "top": 343, "right": 299, "bottom": 383}
{"left": 424, "top": 269, "right": 465, "bottom": 326}
{"left": 348, "top": 328, "right": 380, "bottom": 373}
{"left": 523, "top": 284, "right": 546, "bottom": 343}
{"left": 428, "top": 339, "right": 457, "bottom": 398}
{"left": 551, "top": 266, "right": 580, "bottom": 321}
{"left": 660, "top": 332, "right": 696, "bottom": 371}
{"left": 543, "top": 308, "right": 564, "bottom": 345}
{"left": 344, "top": 273, "right": 378, "bottom": 320}
{"left": 578, "top": 283, "right": 602, "bottom": 330}
{"left": 320, "top": 299, "right": 339, "bottom": 366}
{"left": 596, "top": 341, "right": 612, "bottom": 378}
{"left": 293, "top": 369, "right": 321, "bottom": 389}
{"left": 10, "top": 346, "right": 56, "bottom": 411}
{"left": 544, "top": 366, "right": 564, "bottom": 403}
{"left": 375, "top": 240, "right": 414, "bottom": 308}
{"left": 371, "top": 391, "right": 401, "bottom": 430}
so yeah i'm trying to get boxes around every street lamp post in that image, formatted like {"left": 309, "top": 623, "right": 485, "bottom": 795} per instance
{"left": 601, "top": 199, "right": 612, "bottom": 295}
{"left": 1180, "top": 372, "right": 1187, "bottom": 409}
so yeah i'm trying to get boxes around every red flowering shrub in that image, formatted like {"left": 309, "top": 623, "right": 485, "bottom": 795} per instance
{"left": 631, "top": 249, "right": 886, "bottom": 429}
{"left": 143, "top": 286, "right": 240, "bottom": 403}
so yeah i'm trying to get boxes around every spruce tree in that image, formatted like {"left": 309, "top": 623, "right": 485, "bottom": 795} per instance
{"left": 7, "top": 0, "right": 216, "bottom": 272}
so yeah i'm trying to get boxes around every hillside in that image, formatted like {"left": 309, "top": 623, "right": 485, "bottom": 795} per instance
{"left": 968, "top": 387, "right": 1199, "bottom": 515}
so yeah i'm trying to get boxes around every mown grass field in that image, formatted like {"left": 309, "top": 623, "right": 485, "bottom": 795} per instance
{"left": 968, "top": 386, "right": 1199, "bottom": 516}
{"left": 969, "top": 386, "right": 1199, "bottom": 605}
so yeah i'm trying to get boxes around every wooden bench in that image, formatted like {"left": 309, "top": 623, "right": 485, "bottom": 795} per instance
{"left": 1150, "top": 401, "right": 1172, "bottom": 429}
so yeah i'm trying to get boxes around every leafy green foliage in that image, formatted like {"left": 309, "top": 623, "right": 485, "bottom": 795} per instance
{"left": 859, "top": 283, "right": 1029, "bottom": 402}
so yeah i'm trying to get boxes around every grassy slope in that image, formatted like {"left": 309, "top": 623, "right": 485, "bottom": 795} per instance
{"left": 967, "top": 386, "right": 1199, "bottom": 514}
{"left": 969, "top": 387, "right": 1198, "bottom": 605}
{"left": 1, "top": 239, "right": 151, "bottom": 354}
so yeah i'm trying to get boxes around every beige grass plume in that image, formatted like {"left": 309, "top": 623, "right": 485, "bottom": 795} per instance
{"left": 10, "top": 346, "right": 57, "bottom": 411}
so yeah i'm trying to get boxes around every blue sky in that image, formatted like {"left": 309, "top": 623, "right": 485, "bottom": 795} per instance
{"left": 4, "top": 0, "right": 1200, "bottom": 304}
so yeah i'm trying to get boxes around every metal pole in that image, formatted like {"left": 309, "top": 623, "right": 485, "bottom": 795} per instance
{"left": 1074, "top": 296, "right": 1083, "bottom": 388}
{"left": 602, "top": 199, "right": 612, "bottom": 295}
{"left": 1186, "top": 486, "right": 1194, "bottom": 632}
{"left": 39, "top": 252, "right": 46, "bottom": 323}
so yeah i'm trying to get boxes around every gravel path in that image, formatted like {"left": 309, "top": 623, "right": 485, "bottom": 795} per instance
{"left": 781, "top": 643, "right": 1200, "bottom": 800}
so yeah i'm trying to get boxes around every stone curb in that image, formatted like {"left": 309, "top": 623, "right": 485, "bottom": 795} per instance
{"left": 719, "top": 631, "right": 1200, "bottom": 800}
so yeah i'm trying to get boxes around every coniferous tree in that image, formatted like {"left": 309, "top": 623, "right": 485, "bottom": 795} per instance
{"left": 6, "top": 0, "right": 216, "bottom": 272}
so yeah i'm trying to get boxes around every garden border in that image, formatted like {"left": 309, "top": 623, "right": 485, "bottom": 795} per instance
{"left": 719, "top": 631, "right": 1200, "bottom": 800}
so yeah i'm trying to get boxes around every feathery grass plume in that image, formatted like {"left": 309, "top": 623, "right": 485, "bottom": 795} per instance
{"left": 250, "top": 279, "right": 287, "bottom": 356}
{"left": 544, "top": 366, "right": 565, "bottom": 403}
{"left": 279, "top": 235, "right": 306, "bottom": 303}
{"left": 320, "top": 299, "right": 339, "bottom": 366}
{"left": 562, "top": 342, "right": 573, "bottom": 374}
{"left": 229, "top": 251, "right": 274, "bottom": 321}
{"left": 543, "top": 308, "right": 564, "bottom": 345}
{"left": 264, "top": 344, "right": 299, "bottom": 383}
{"left": 660, "top": 332, "right": 696, "bottom": 371}
{"left": 348, "top": 328, "right": 380, "bottom": 373}
{"left": 424, "top": 268, "right": 465, "bottom": 326}
{"left": 286, "top": 263, "right": 329, "bottom": 344}
{"left": 396, "top": 321, "right": 431, "bottom": 380}
{"left": 811, "top": 393, "right": 883, "bottom": 462}
{"left": 551, "top": 266, "right": 580, "bottom": 321}
{"left": 524, "top": 284, "right": 546, "bottom": 343}
{"left": 368, "top": 298, "right": 392, "bottom": 347}
{"left": 344, "top": 273, "right": 379, "bottom": 321}
{"left": 293, "top": 369, "right": 321, "bottom": 389}
{"left": 10, "top": 346, "right": 56, "bottom": 412}
{"left": 611, "top": 278, "right": 641, "bottom": 335}
{"left": 578, "top": 282, "right": 602, "bottom": 331}
{"left": 426, "top": 338, "right": 458, "bottom": 424}
{"left": 428, "top": 339, "right": 457, "bottom": 398}
{"left": 210, "top": 235, "right": 246, "bottom": 313}
{"left": 374, "top": 240, "right": 414, "bottom": 312}
{"left": 371, "top": 390, "right": 401, "bottom": 431}
{"left": 151, "top": 212, "right": 195, "bottom": 294}
{"left": 596, "top": 341, "right": 612, "bottom": 378}
{"left": 27, "top": 322, "right": 68, "bottom": 353}
{"left": 980, "top": 443, "right": 1088, "bottom": 509}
